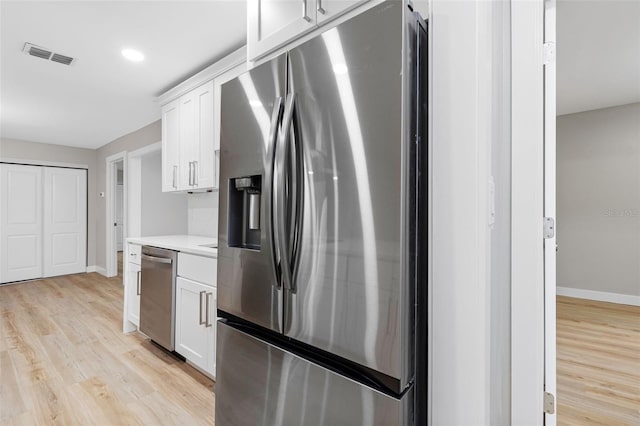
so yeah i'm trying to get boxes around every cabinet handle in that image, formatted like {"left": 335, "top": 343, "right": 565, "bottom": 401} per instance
{"left": 193, "top": 160, "right": 198, "bottom": 186}
{"left": 302, "top": 0, "right": 311, "bottom": 22}
{"left": 136, "top": 271, "right": 141, "bottom": 296}
{"left": 187, "top": 162, "right": 192, "bottom": 186}
{"left": 205, "top": 292, "right": 213, "bottom": 328}
{"left": 199, "top": 290, "right": 206, "bottom": 325}
{"left": 172, "top": 165, "right": 178, "bottom": 189}
{"left": 317, "top": 0, "right": 325, "bottom": 14}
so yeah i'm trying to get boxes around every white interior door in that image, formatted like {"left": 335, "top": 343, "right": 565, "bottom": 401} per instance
{"left": 0, "top": 164, "right": 43, "bottom": 283}
{"left": 544, "top": 0, "right": 557, "bottom": 423}
{"left": 43, "top": 167, "right": 87, "bottom": 278}
{"left": 115, "top": 184, "right": 124, "bottom": 251}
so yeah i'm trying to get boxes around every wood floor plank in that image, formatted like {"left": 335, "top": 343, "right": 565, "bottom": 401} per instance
{"left": 0, "top": 351, "right": 27, "bottom": 421}
{"left": 557, "top": 296, "right": 640, "bottom": 426}
{"left": 0, "top": 273, "right": 214, "bottom": 425}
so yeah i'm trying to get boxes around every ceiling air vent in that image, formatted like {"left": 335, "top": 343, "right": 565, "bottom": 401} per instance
{"left": 22, "top": 43, "right": 76, "bottom": 66}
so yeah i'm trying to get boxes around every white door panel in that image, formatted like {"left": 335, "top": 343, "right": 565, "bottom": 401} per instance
{"left": 0, "top": 164, "right": 43, "bottom": 283}
{"left": 43, "top": 167, "right": 87, "bottom": 278}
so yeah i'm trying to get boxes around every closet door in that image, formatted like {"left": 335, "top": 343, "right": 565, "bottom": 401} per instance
{"left": 43, "top": 167, "right": 87, "bottom": 278}
{"left": 0, "top": 164, "right": 43, "bottom": 283}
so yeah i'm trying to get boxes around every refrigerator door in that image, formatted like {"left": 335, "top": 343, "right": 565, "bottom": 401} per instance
{"left": 218, "top": 54, "right": 287, "bottom": 333}
{"left": 284, "top": 2, "right": 413, "bottom": 386}
{"left": 216, "top": 321, "right": 412, "bottom": 426}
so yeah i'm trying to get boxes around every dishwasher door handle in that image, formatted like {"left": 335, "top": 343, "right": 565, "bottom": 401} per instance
{"left": 141, "top": 254, "right": 173, "bottom": 264}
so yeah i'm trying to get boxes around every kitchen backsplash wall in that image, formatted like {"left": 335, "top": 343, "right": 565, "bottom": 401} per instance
{"left": 188, "top": 192, "right": 218, "bottom": 237}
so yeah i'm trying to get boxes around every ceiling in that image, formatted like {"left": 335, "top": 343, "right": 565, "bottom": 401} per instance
{"left": 557, "top": 0, "right": 640, "bottom": 115}
{"left": 0, "top": 1, "right": 247, "bottom": 149}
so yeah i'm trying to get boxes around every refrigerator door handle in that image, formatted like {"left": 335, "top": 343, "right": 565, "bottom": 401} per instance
{"left": 285, "top": 95, "right": 304, "bottom": 291}
{"left": 277, "top": 92, "right": 299, "bottom": 292}
{"left": 266, "top": 97, "right": 284, "bottom": 289}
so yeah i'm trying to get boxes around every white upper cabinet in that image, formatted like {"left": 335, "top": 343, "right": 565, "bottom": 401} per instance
{"left": 248, "top": 0, "right": 317, "bottom": 61}
{"left": 161, "top": 99, "right": 180, "bottom": 192}
{"left": 315, "top": 0, "right": 365, "bottom": 23}
{"left": 193, "top": 81, "right": 215, "bottom": 189}
{"left": 248, "top": 0, "right": 370, "bottom": 61}
{"left": 160, "top": 48, "right": 246, "bottom": 193}
{"left": 178, "top": 91, "right": 196, "bottom": 190}
{"left": 162, "top": 81, "right": 215, "bottom": 192}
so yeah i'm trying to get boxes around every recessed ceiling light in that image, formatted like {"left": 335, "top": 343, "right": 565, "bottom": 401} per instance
{"left": 121, "top": 48, "right": 144, "bottom": 62}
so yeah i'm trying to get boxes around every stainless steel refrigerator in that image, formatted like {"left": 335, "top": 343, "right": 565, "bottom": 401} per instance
{"left": 216, "top": 2, "right": 429, "bottom": 424}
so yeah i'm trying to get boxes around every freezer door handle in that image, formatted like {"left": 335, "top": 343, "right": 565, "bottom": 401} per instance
{"left": 266, "top": 97, "right": 284, "bottom": 289}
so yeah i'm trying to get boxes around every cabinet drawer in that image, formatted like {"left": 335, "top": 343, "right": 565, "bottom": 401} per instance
{"left": 177, "top": 253, "right": 217, "bottom": 287}
{"left": 128, "top": 244, "right": 142, "bottom": 265}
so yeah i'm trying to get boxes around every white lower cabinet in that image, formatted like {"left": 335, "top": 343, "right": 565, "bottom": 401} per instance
{"left": 175, "top": 276, "right": 216, "bottom": 377}
{"left": 126, "top": 262, "right": 141, "bottom": 327}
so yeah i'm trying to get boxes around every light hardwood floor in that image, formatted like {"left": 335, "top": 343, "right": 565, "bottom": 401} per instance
{"left": 557, "top": 296, "right": 640, "bottom": 425}
{"left": 0, "top": 273, "right": 215, "bottom": 425}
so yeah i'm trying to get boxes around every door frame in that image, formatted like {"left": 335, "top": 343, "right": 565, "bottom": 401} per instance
{"left": 126, "top": 142, "right": 162, "bottom": 240}
{"left": 105, "top": 151, "right": 127, "bottom": 277}
{"left": 511, "top": 0, "right": 556, "bottom": 423}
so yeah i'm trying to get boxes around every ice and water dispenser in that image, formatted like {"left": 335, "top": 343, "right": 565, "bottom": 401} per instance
{"left": 228, "top": 175, "right": 262, "bottom": 250}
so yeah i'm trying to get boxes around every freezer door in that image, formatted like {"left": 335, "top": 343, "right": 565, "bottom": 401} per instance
{"left": 284, "top": 2, "right": 415, "bottom": 385}
{"left": 217, "top": 55, "right": 287, "bottom": 332}
{"left": 215, "top": 321, "right": 412, "bottom": 426}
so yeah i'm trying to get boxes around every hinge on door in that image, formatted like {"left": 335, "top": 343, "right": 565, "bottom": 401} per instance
{"left": 544, "top": 217, "right": 555, "bottom": 239}
{"left": 543, "top": 42, "right": 556, "bottom": 65}
{"left": 543, "top": 391, "right": 555, "bottom": 414}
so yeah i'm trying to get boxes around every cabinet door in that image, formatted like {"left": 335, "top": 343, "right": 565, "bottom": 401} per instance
{"left": 179, "top": 92, "right": 196, "bottom": 190}
{"left": 175, "top": 277, "right": 215, "bottom": 374}
{"left": 42, "top": 167, "right": 87, "bottom": 278}
{"left": 126, "top": 262, "right": 141, "bottom": 327}
{"left": 248, "top": 0, "right": 317, "bottom": 61}
{"left": 206, "top": 289, "right": 217, "bottom": 376}
{"left": 316, "top": 0, "right": 369, "bottom": 23}
{"left": 162, "top": 99, "right": 180, "bottom": 192}
{"left": 193, "top": 81, "right": 215, "bottom": 189}
{"left": 0, "top": 164, "right": 43, "bottom": 283}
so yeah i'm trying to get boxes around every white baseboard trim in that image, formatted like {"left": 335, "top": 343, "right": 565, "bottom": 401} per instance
{"left": 88, "top": 266, "right": 108, "bottom": 277}
{"left": 557, "top": 286, "right": 640, "bottom": 306}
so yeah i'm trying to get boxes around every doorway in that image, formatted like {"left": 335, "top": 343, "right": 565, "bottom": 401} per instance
{"left": 106, "top": 152, "right": 127, "bottom": 278}
{"left": 555, "top": 1, "right": 640, "bottom": 424}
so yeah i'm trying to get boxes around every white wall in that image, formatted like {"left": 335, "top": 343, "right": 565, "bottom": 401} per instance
{"left": 140, "top": 150, "right": 188, "bottom": 237}
{"left": 187, "top": 192, "right": 218, "bottom": 238}
{"left": 96, "top": 120, "right": 161, "bottom": 268}
{"left": 557, "top": 102, "right": 640, "bottom": 301}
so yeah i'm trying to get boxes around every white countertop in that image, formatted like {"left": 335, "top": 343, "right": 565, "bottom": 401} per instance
{"left": 127, "top": 235, "right": 218, "bottom": 258}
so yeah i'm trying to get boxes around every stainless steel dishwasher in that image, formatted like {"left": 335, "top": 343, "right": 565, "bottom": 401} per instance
{"left": 140, "top": 245, "right": 177, "bottom": 351}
